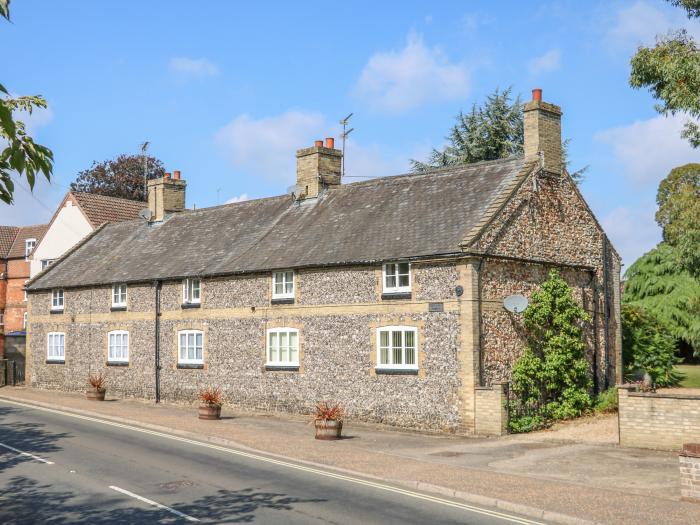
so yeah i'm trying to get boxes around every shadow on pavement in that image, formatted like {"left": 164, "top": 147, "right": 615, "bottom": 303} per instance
{"left": 0, "top": 406, "right": 71, "bottom": 472}
{"left": 0, "top": 476, "right": 326, "bottom": 524}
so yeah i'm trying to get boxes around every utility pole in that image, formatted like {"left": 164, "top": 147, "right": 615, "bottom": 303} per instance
{"left": 339, "top": 113, "right": 354, "bottom": 180}
{"left": 140, "top": 141, "right": 150, "bottom": 200}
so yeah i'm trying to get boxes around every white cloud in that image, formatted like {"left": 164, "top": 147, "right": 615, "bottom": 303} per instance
{"left": 606, "top": 1, "right": 700, "bottom": 50}
{"left": 215, "top": 110, "right": 326, "bottom": 182}
{"left": 601, "top": 205, "right": 662, "bottom": 267}
{"left": 215, "top": 109, "right": 418, "bottom": 185}
{"left": 169, "top": 57, "right": 220, "bottom": 78}
{"left": 527, "top": 49, "right": 561, "bottom": 76}
{"left": 595, "top": 113, "right": 698, "bottom": 186}
{"left": 354, "top": 33, "right": 470, "bottom": 113}
{"left": 225, "top": 193, "right": 249, "bottom": 204}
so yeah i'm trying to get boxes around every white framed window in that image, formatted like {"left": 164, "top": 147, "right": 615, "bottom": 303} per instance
{"left": 112, "top": 284, "right": 127, "bottom": 308}
{"left": 22, "top": 312, "right": 27, "bottom": 330}
{"left": 382, "top": 262, "right": 411, "bottom": 294}
{"left": 47, "top": 332, "right": 65, "bottom": 361}
{"left": 266, "top": 327, "right": 299, "bottom": 366}
{"left": 51, "top": 289, "right": 64, "bottom": 311}
{"left": 376, "top": 326, "right": 418, "bottom": 370}
{"left": 24, "top": 280, "right": 29, "bottom": 302}
{"left": 178, "top": 330, "right": 204, "bottom": 365}
{"left": 25, "top": 238, "right": 36, "bottom": 260}
{"left": 272, "top": 271, "right": 294, "bottom": 299}
{"left": 107, "top": 330, "right": 129, "bottom": 363}
{"left": 183, "top": 278, "right": 201, "bottom": 304}
{"left": 41, "top": 259, "right": 56, "bottom": 270}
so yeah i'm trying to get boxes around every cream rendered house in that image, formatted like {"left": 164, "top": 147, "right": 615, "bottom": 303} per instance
{"left": 30, "top": 192, "right": 144, "bottom": 278}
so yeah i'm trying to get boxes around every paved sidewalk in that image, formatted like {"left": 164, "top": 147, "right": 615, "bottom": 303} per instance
{"left": 1, "top": 387, "right": 697, "bottom": 525}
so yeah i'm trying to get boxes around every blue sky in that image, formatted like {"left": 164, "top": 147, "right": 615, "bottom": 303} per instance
{"left": 2, "top": 0, "right": 699, "bottom": 268}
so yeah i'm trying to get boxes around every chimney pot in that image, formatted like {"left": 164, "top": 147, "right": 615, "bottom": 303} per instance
{"left": 325, "top": 137, "right": 335, "bottom": 149}
{"left": 532, "top": 88, "right": 542, "bottom": 102}
{"left": 165, "top": 172, "right": 171, "bottom": 179}
{"left": 173, "top": 170, "right": 181, "bottom": 180}
{"left": 314, "top": 140, "right": 323, "bottom": 148}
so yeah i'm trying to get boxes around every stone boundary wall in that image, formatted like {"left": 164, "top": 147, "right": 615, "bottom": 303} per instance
{"left": 618, "top": 386, "right": 700, "bottom": 450}
{"left": 474, "top": 383, "right": 508, "bottom": 436}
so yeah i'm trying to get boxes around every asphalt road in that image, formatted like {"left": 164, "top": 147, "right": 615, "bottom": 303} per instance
{"left": 0, "top": 400, "right": 544, "bottom": 524}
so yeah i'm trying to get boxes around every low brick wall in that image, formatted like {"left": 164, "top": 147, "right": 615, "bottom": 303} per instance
{"left": 474, "top": 383, "right": 508, "bottom": 436}
{"left": 618, "top": 386, "right": 700, "bottom": 450}
{"left": 680, "top": 443, "right": 700, "bottom": 503}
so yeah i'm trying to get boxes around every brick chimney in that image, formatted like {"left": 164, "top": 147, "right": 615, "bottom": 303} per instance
{"left": 524, "top": 88, "right": 562, "bottom": 175}
{"left": 147, "top": 170, "right": 186, "bottom": 221}
{"left": 295, "top": 137, "right": 341, "bottom": 199}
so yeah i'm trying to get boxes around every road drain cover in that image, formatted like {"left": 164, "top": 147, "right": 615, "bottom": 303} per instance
{"left": 159, "top": 480, "right": 194, "bottom": 492}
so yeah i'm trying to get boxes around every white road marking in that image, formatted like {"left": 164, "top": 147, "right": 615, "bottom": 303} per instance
{"left": 0, "top": 441, "right": 55, "bottom": 464}
{"left": 109, "top": 485, "right": 200, "bottom": 522}
{"left": 0, "top": 398, "right": 542, "bottom": 524}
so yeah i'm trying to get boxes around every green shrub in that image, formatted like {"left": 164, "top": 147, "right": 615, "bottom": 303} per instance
{"left": 621, "top": 304, "right": 682, "bottom": 387}
{"left": 594, "top": 388, "right": 618, "bottom": 414}
{"left": 508, "top": 269, "right": 593, "bottom": 432}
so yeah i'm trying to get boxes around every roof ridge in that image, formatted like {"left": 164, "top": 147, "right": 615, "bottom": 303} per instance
{"left": 72, "top": 191, "right": 144, "bottom": 204}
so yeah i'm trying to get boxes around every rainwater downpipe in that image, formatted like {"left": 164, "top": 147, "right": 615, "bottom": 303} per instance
{"left": 154, "top": 280, "right": 162, "bottom": 403}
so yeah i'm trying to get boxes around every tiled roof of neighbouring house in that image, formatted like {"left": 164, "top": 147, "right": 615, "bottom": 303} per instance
{"left": 0, "top": 226, "right": 19, "bottom": 258}
{"left": 29, "top": 157, "right": 528, "bottom": 290}
{"left": 7, "top": 224, "right": 48, "bottom": 259}
{"left": 71, "top": 192, "right": 145, "bottom": 227}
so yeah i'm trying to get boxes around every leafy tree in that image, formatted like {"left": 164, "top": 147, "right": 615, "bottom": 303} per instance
{"left": 411, "top": 87, "right": 587, "bottom": 182}
{"left": 70, "top": 154, "right": 166, "bottom": 201}
{"left": 508, "top": 270, "right": 592, "bottom": 432}
{"left": 624, "top": 243, "right": 700, "bottom": 355}
{"left": 655, "top": 163, "right": 700, "bottom": 277}
{"left": 621, "top": 304, "right": 682, "bottom": 387}
{"left": 0, "top": 1, "right": 53, "bottom": 204}
{"left": 629, "top": 1, "right": 700, "bottom": 147}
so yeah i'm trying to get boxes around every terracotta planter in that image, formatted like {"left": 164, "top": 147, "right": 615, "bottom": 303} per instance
{"left": 198, "top": 404, "right": 222, "bottom": 420}
{"left": 86, "top": 388, "right": 106, "bottom": 401}
{"left": 315, "top": 419, "right": 342, "bottom": 440}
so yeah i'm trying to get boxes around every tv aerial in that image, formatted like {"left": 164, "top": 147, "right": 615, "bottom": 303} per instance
{"left": 339, "top": 113, "right": 354, "bottom": 179}
{"left": 138, "top": 208, "right": 153, "bottom": 221}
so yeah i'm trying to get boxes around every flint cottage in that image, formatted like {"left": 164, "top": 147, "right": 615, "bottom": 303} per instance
{"left": 26, "top": 91, "right": 622, "bottom": 435}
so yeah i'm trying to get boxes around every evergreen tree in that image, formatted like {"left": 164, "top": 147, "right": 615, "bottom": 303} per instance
{"left": 411, "top": 87, "right": 587, "bottom": 182}
{"left": 509, "top": 270, "right": 592, "bottom": 432}
{"left": 623, "top": 243, "right": 700, "bottom": 355}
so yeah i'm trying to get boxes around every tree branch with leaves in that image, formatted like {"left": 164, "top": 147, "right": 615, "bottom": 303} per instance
{"left": 0, "top": 0, "right": 54, "bottom": 204}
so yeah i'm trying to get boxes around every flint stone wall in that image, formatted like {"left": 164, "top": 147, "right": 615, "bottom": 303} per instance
{"left": 28, "top": 263, "right": 464, "bottom": 432}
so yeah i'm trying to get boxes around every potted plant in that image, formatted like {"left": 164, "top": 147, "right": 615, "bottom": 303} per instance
{"left": 86, "top": 372, "right": 107, "bottom": 401}
{"left": 313, "top": 401, "right": 343, "bottom": 440}
{"left": 198, "top": 386, "right": 223, "bottom": 420}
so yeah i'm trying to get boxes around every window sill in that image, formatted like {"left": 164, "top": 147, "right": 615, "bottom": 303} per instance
{"left": 49, "top": 309, "right": 64, "bottom": 314}
{"left": 45, "top": 359, "right": 65, "bottom": 365}
{"left": 177, "top": 363, "right": 204, "bottom": 369}
{"left": 106, "top": 361, "right": 129, "bottom": 367}
{"left": 375, "top": 368, "right": 419, "bottom": 375}
{"left": 110, "top": 306, "right": 127, "bottom": 312}
{"left": 265, "top": 365, "right": 300, "bottom": 372}
{"left": 271, "top": 297, "right": 294, "bottom": 305}
{"left": 181, "top": 302, "right": 201, "bottom": 309}
{"left": 381, "top": 292, "right": 412, "bottom": 300}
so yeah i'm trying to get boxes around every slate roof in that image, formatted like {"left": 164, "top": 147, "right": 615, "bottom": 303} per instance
{"left": 71, "top": 192, "right": 145, "bottom": 227}
{"left": 29, "top": 157, "right": 526, "bottom": 290}
{"left": 7, "top": 224, "right": 48, "bottom": 259}
{"left": 0, "top": 226, "right": 19, "bottom": 258}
